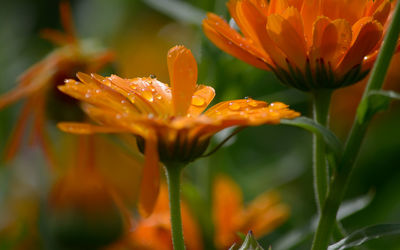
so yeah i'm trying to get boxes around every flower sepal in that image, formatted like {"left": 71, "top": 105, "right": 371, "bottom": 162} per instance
{"left": 229, "top": 231, "right": 267, "bottom": 250}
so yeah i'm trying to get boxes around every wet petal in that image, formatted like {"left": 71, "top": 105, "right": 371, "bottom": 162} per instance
{"left": 167, "top": 46, "right": 198, "bottom": 116}
{"left": 337, "top": 20, "right": 383, "bottom": 75}
{"left": 57, "top": 122, "right": 126, "bottom": 134}
{"left": 138, "top": 132, "right": 160, "bottom": 217}
{"left": 188, "top": 85, "right": 216, "bottom": 116}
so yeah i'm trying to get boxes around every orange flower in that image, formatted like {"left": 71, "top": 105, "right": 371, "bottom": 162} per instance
{"left": 57, "top": 45, "right": 300, "bottom": 216}
{"left": 111, "top": 183, "right": 203, "bottom": 250}
{"left": 213, "top": 175, "right": 289, "bottom": 249}
{"left": 203, "top": 0, "right": 399, "bottom": 90}
{"left": 0, "top": 2, "right": 113, "bottom": 166}
{"left": 46, "top": 136, "right": 128, "bottom": 248}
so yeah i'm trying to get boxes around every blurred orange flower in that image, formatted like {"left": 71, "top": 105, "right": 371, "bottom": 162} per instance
{"left": 46, "top": 136, "right": 128, "bottom": 249}
{"left": 0, "top": 2, "right": 113, "bottom": 166}
{"left": 57, "top": 45, "right": 299, "bottom": 216}
{"left": 112, "top": 183, "right": 203, "bottom": 250}
{"left": 213, "top": 175, "right": 289, "bottom": 249}
{"left": 203, "top": 0, "right": 399, "bottom": 90}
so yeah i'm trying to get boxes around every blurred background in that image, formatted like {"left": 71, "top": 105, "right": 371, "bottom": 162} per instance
{"left": 0, "top": 0, "right": 400, "bottom": 249}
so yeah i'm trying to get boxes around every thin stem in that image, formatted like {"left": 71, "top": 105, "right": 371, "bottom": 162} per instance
{"left": 311, "top": 1, "right": 400, "bottom": 249}
{"left": 312, "top": 89, "right": 332, "bottom": 212}
{"left": 165, "top": 163, "right": 186, "bottom": 250}
{"left": 201, "top": 127, "right": 246, "bottom": 158}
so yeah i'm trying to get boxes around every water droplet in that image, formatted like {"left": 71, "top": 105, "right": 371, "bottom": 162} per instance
{"left": 191, "top": 95, "right": 205, "bottom": 107}
{"left": 248, "top": 100, "right": 259, "bottom": 107}
{"left": 156, "top": 95, "right": 162, "bottom": 100}
{"left": 85, "top": 93, "right": 91, "bottom": 98}
{"left": 228, "top": 102, "right": 240, "bottom": 111}
{"left": 142, "top": 90, "right": 154, "bottom": 102}
{"left": 121, "top": 100, "right": 127, "bottom": 104}
{"left": 95, "top": 89, "right": 101, "bottom": 94}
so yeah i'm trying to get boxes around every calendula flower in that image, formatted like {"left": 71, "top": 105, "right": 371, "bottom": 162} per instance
{"left": 203, "top": 0, "right": 399, "bottom": 91}
{"left": 213, "top": 175, "right": 289, "bottom": 249}
{"left": 0, "top": 2, "right": 113, "bottom": 165}
{"left": 57, "top": 45, "right": 299, "bottom": 216}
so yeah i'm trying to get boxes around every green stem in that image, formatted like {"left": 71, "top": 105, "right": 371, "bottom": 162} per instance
{"left": 311, "top": 1, "right": 400, "bottom": 249}
{"left": 165, "top": 163, "right": 186, "bottom": 250}
{"left": 312, "top": 89, "right": 332, "bottom": 212}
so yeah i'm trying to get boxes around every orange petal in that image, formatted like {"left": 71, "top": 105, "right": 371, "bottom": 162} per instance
{"left": 372, "top": 0, "right": 391, "bottom": 25}
{"left": 267, "top": 14, "right": 307, "bottom": 70}
{"left": 167, "top": 46, "right": 198, "bottom": 116}
{"left": 235, "top": 0, "right": 268, "bottom": 47}
{"left": 337, "top": 20, "right": 383, "bottom": 75}
{"left": 59, "top": 1, "right": 77, "bottom": 43}
{"left": 202, "top": 14, "right": 270, "bottom": 70}
{"left": 138, "top": 133, "right": 160, "bottom": 217}
{"left": 300, "top": 0, "right": 321, "bottom": 45}
{"left": 268, "top": 0, "right": 289, "bottom": 15}
{"left": 310, "top": 18, "right": 352, "bottom": 68}
{"left": 57, "top": 122, "right": 125, "bottom": 134}
{"left": 188, "top": 85, "right": 215, "bottom": 116}
{"left": 3, "top": 100, "right": 33, "bottom": 162}
{"left": 213, "top": 175, "right": 243, "bottom": 249}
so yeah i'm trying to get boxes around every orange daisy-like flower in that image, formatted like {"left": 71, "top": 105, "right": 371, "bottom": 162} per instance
{"left": 57, "top": 45, "right": 300, "bottom": 216}
{"left": 203, "top": 0, "right": 399, "bottom": 91}
{"left": 213, "top": 175, "right": 289, "bottom": 249}
{"left": 0, "top": 2, "right": 113, "bottom": 165}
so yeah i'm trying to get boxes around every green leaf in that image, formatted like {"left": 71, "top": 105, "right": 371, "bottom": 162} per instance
{"left": 328, "top": 224, "right": 400, "bottom": 250}
{"left": 229, "top": 231, "right": 265, "bottom": 250}
{"left": 281, "top": 117, "right": 343, "bottom": 158}
{"left": 274, "top": 191, "right": 374, "bottom": 250}
{"left": 357, "top": 90, "right": 400, "bottom": 124}
{"left": 142, "top": 0, "right": 205, "bottom": 25}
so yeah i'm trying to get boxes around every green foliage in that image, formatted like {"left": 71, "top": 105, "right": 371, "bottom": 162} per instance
{"left": 328, "top": 224, "right": 400, "bottom": 250}
{"left": 357, "top": 90, "right": 400, "bottom": 124}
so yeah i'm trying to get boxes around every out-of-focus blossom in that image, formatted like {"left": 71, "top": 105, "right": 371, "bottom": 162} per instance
{"left": 109, "top": 183, "right": 203, "bottom": 250}
{"left": 213, "top": 175, "right": 289, "bottom": 249}
{"left": 203, "top": 0, "right": 399, "bottom": 91}
{"left": 45, "top": 136, "right": 127, "bottom": 249}
{"left": 56, "top": 45, "right": 300, "bottom": 216}
{"left": 330, "top": 52, "right": 400, "bottom": 137}
{"left": 0, "top": 2, "right": 113, "bottom": 166}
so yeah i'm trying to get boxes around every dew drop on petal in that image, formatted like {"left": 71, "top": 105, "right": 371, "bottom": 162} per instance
{"left": 85, "top": 93, "right": 91, "bottom": 98}
{"left": 142, "top": 90, "right": 154, "bottom": 102}
{"left": 248, "top": 100, "right": 259, "bottom": 107}
{"left": 95, "top": 89, "right": 101, "bottom": 94}
{"left": 228, "top": 102, "right": 240, "bottom": 111}
{"left": 191, "top": 95, "right": 205, "bottom": 107}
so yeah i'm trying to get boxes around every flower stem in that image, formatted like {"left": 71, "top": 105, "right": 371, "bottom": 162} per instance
{"left": 311, "top": 1, "right": 400, "bottom": 249}
{"left": 165, "top": 163, "right": 186, "bottom": 250}
{"left": 312, "top": 89, "right": 332, "bottom": 212}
